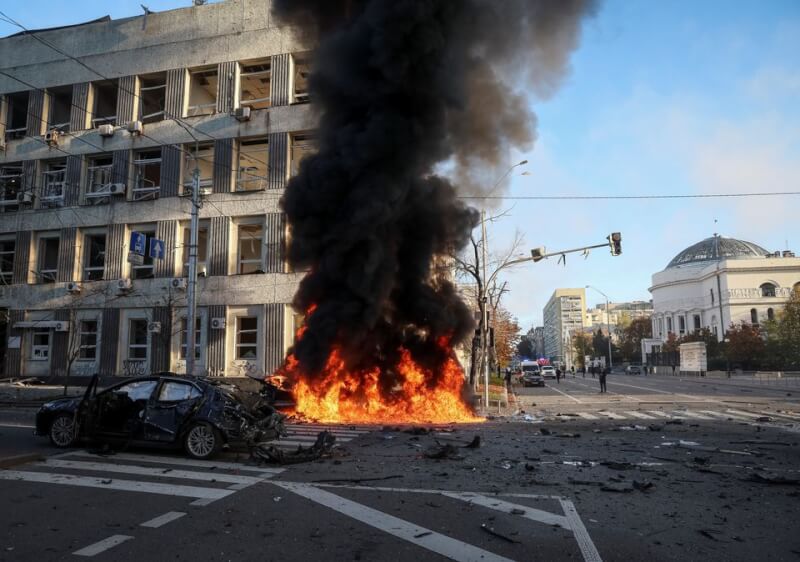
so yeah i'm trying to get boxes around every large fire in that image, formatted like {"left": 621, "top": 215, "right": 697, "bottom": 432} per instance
{"left": 278, "top": 320, "right": 482, "bottom": 424}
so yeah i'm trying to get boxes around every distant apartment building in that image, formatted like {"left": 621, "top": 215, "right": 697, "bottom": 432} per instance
{"left": 542, "top": 288, "right": 586, "bottom": 365}
{"left": 0, "top": 1, "right": 315, "bottom": 378}
{"left": 585, "top": 300, "right": 653, "bottom": 336}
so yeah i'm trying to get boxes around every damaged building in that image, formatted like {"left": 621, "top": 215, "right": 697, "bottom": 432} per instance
{"left": 0, "top": 0, "right": 314, "bottom": 379}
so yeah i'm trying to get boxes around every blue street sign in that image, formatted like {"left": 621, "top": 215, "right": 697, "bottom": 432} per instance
{"left": 130, "top": 231, "right": 146, "bottom": 256}
{"left": 149, "top": 238, "right": 166, "bottom": 260}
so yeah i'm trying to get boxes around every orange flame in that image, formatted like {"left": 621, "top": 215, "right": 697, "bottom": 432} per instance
{"left": 280, "top": 321, "right": 482, "bottom": 424}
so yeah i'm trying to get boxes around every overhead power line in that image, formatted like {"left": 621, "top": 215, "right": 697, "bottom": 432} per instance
{"left": 458, "top": 192, "right": 800, "bottom": 201}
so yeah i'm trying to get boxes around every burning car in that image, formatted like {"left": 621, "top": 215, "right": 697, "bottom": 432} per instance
{"left": 35, "top": 373, "right": 285, "bottom": 459}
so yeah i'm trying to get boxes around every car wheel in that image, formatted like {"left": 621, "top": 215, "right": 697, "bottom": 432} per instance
{"left": 184, "top": 423, "right": 221, "bottom": 460}
{"left": 49, "top": 413, "right": 79, "bottom": 448}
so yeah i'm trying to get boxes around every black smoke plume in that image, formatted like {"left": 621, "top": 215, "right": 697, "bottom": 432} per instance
{"left": 275, "top": 0, "right": 596, "bottom": 386}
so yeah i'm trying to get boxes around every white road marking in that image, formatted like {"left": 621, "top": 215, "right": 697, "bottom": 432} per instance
{"left": 759, "top": 410, "right": 800, "bottom": 421}
{"left": 286, "top": 428, "right": 365, "bottom": 436}
{"left": 576, "top": 412, "right": 599, "bottom": 420}
{"left": 625, "top": 411, "right": 656, "bottom": 420}
{"left": 560, "top": 499, "right": 603, "bottom": 562}
{"left": 599, "top": 411, "right": 626, "bottom": 420}
{"left": 38, "top": 459, "right": 264, "bottom": 485}
{"left": 699, "top": 410, "right": 748, "bottom": 421}
{"left": 0, "top": 422, "right": 36, "bottom": 429}
{"left": 605, "top": 380, "right": 716, "bottom": 402}
{"left": 0, "top": 470, "right": 234, "bottom": 500}
{"left": 140, "top": 511, "right": 186, "bottom": 528}
{"left": 62, "top": 452, "right": 284, "bottom": 475}
{"left": 725, "top": 409, "right": 762, "bottom": 419}
{"left": 272, "top": 439, "right": 351, "bottom": 448}
{"left": 440, "top": 492, "right": 569, "bottom": 528}
{"left": 289, "top": 424, "right": 375, "bottom": 432}
{"left": 679, "top": 411, "right": 714, "bottom": 420}
{"left": 546, "top": 385, "right": 583, "bottom": 403}
{"left": 73, "top": 535, "right": 133, "bottom": 557}
{"left": 273, "top": 481, "right": 514, "bottom": 562}
{"left": 646, "top": 411, "right": 673, "bottom": 418}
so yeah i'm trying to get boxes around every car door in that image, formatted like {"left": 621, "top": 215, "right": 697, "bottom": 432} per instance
{"left": 143, "top": 380, "right": 204, "bottom": 442}
{"left": 89, "top": 379, "right": 159, "bottom": 439}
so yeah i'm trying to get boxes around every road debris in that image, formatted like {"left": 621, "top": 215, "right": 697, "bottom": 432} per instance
{"left": 252, "top": 431, "right": 336, "bottom": 464}
{"left": 745, "top": 473, "right": 800, "bottom": 486}
{"left": 423, "top": 444, "right": 464, "bottom": 460}
{"left": 480, "top": 523, "right": 520, "bottom": 544}
{"left": 463, "top": 436, "right": 481, "bottom": 449}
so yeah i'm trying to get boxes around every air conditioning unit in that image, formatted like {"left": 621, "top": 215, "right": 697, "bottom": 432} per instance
{"left": 66, "top": 282, "right": 81, "bottom": 294}
{"left": 109, "top": 183, "right": 126, "bottom": 196}
{"left": 211, "top": 317, "right": 226, "bottom": 330}
{"left": 98, "top": 124, "right": 115, "bottom": 137}
{"left": 126, "top": 120, "right": 143, "bottom": 135}
{"left": 116, "top": 278, "right": 133, "bottom": 292}
{"left": 17, "top": 191, "right": 33, "bottom": 204}
{"left": 234, "top": 106, "right": 251, "bottom": 122}
{"left": 44, "top": 129, "right": 60, "bottom": 146}
{"left": 170, "top": 278, "right": 187, "bottom": 290}
{"left": 54, "top": 321, "right": 69, "bottom": 332}
{"left": 198, "top": 265, "right": 207, "bottom": 277}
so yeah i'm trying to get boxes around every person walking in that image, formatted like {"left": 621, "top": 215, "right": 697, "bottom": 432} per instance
{"left": 556, "top": 367, "right": 561, "bottom": 384}
{"left": 599, "top": 366, "right": 608, "bottom": 393}
{"left": 571, "top": 366, "right": 576, "bottom": 378}
{"left": 504, "top": 367, "right": 512, "bottom": 390}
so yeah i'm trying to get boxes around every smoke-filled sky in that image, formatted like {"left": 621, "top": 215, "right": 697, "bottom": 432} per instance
{"left": 3, "top": 0, "right": 799, "bottom": 332}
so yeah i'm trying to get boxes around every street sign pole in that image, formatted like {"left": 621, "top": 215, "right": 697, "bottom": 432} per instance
{"left": 185, "top": 164, "right": 200, "bottom": 376}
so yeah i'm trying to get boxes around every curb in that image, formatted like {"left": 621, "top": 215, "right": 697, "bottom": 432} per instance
{"left": 0, "top": 453, "right": 44, "bottom": 469}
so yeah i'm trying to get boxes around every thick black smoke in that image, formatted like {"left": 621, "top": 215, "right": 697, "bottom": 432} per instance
{"left": 275, "top": 0, "right": 596, "bottom": 385}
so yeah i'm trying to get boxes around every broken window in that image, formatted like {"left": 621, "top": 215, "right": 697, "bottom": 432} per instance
{"left": 179, "top": 317, "right": 203, "bottom": 361}
{"left": 5, "top": 91, "right": 29, "bottom": 140}
{"left": 182, "top": 223, "right": 208, "bottom": 276}
{"left": 132, "top": 149, "right": 161, "bottom": 201}
{"left": 235, "top": 316, "right": 258, "bottom": 359}
{"left": 131, "top": 230, "right": 155, "bottom": 280}
{"left": 237, "top": 223, "right": 263, "bottom": 274}
{"left": 183, "top": 143, "right": 214, "bottom": 193}
{"left": 127, "top": 318, "right": 149, "bottom": 361}
{"left": 41, "top": 160, "right": 67, "bottom": 207}
{"left": 85, "top": 154, "right": 114, "bottom": 203}
{"left": 0, "top": 164, "right": 22, "bottom": 212}
{"left": 240, "top": 61, "right": 271, "bottom": 110}
{"left": 91, "top": 80, "right": 118, "bottom": 128}
{"left": 139, "top": 72, "right": 166, "bottom": 124}
{"left": 292, "top": 53, "right": 311, "bottom": 103}
{"left": 0, "top": 238, "right": 15, "bottom": 285}
{"left": 237, "top": 138, "right": 268, "bottom": 191}
{"left": 290, "top": 133, "right": 316, "bottom": 177}
{"left": 31, "top": 328, "right": 50, "bottom": 361}
{"left": 79, "top": 319, "right": 99, "bottom": 360}
{"left": 187, "top": 67, "right": 218, "bottom": 117}
{"left": 83, "top": 233, "right": 106, "bottom": 281}
{"left": 47, "top": 85, "right": 72, "bottom": 132}
{"left": 37, "top": 235, "right": 60, "bottom": 283}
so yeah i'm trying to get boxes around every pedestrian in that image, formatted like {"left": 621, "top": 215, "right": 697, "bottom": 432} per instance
{"left": 571, "top": 366, "right": 575, "bottom": 378}
{"left": 581, "top": 366, "right": 586, "bottom": 378}
{"left": 671, "top": 364, "right": 676, "bottom": 377}
{"left": 504, "top": 367, "right": 512, "bottom": 390}
{"left": 599, "top": 366, "right": 608, "bottom": 393}
{"left": 556, "top": 367, "right": 561, "bottom": 384}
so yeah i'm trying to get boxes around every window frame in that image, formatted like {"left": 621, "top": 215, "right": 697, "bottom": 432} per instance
{"left": 46, "top": 85, "right": 73, "bottom": 133}
{"left": 235, "top": 316, "right": 259, "bottom": 360}
{"left": 30, "top": 328, "right": 51, "bottom": 361}
{"left": 179, "top": 316, "right": 204, "bottom": 361}
{"left": 36, "top": 234, "right": 60, "bottom": 284}
{"left": 131, "top": 149, "right": 162, "bottom": 201}
{"left": 760, "top": 283, "right": 777, "bottom": 298}
{"left": 181, "top": 222, "right": 209, "bottom": 276}
{"left": 182, "top": 142, "right": 214, "bottom": 194}
{"left": 130, "top": 229, "right": 156, "bottom": 280}
{"left": 236, "top": 220, "right": 264, "bottom": 275}
{"left": 186, "top": 67, "right": 219, "bottom": 117}
{"left": 78, "top": 318, "right": 99, "bottom": 361}
{"left": 0, "top": 164, "right": 23, "bottom": 212}
{"left": 84, "top": 154, "right": 114, "bottom": 203}
{"left": 5, "top": 91, "right": 29, "bottom": 140}
{"left": 40, "top": 160, "right": 67, "bottom": 207}
{"left": 90, "top": 80, "right": 119, "bottom": 129}
{"left": 138, "top": 73, "right": 167, "bottom": 124}
{"left": 239, "top": 60, "right": 272, "bottom": 110}
{"left": 236, "top": 138, "right": 269, "bottom": 192}
{"left": 0, "top": 237, "right": 15, "bottom": 285}
{"left": 127, "top": 318, "right": 149, "bottom": 362}
{"left": 82, "top": 231, "right": 107, "bottom": 282}
{"left": 290, "top": 133, "right": 316, "bottom": 177}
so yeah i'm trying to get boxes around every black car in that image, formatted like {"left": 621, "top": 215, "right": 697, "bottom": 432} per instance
{"left": 35, "top": 373, "right": 285, "bottom": 459}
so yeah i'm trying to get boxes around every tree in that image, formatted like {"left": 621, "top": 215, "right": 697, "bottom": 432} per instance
{"left": 724, "top": 322, "right": 765, "bottom": 370}
{"left": 492, "top": 306, "right": 520, "bottom": 370}
{"left": 516, "top": 337, "right": 535, "bottom": 360}
{"left": 662, "top": 332, "right": 680, "bottom": 354}
{"left": 592, "top": 329, "right": 609, "bottom": 362}
{"left": 619, "top": 316, "right": 652, "bottom": 362}
{"left": 765, "top": 289, "right": 800, "bottom": 369}
{"left": 572, "top": 332, "right": 591, "bottom": 369}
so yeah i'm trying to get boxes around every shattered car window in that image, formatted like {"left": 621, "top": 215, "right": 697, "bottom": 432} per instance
{"left": 158, "top": 382, "right": 201, "bottom": 402}
{"left": 116, "top": 380, "right": 158, "bottom": 401}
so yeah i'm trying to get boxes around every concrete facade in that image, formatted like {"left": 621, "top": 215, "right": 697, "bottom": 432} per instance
{"left": 542, "top": 288, "right": 586, "bottom": 366}
{"left": 649, "top": 237, "right": 800, "bottom": 343}
{"left": 0, "top": 1, "right": 315, "bottom": 378}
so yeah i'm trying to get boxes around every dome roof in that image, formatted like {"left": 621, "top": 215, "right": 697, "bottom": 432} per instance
{"left": 667, "top": 236, "right": 769, "bottom": 268}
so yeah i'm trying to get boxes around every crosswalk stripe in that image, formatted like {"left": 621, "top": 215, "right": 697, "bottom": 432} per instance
{"left": 625, "top": 411, "right": 656, "bottom": 420}
{"left": 575, "top": 412, "right": 599, "bottom": 420}
{"left": 725, "top": 409, "right": 762, "bottom": 419}
{"left": 646, "top": 411, "right": 672, "bottom": 418}
{"left": 599, "top": 411, "right": 626, "bottom": 420}
{"left": 73, "top": 535, "right": 133, "bottom": 557}
{"left": 271, "top": 439, "right": 351, "bottom": 448}
{"left": 759, "top": 410, "right": 800, "bottom": 421}
{"left": 677, "top": 411, "right": 714, "bottom": 420}
{"left": 62, "top": 452, "right": 285, "bottom": 475}
{"left": 38, "top": 459, "right": 264, "bottom": 485}
{"left": 140, "top": 511, "right": 186, "bottom": 529}
{"left": 699, "top": 410, "right": 748, "bottom": 421}
{"left": 0, "top": 470, "right": 235, "bottom": 500}
{"left": 288, "top": 424, "right": 374, "bottom": 432}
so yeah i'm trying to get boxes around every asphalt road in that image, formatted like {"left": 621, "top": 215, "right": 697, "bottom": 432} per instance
{"left": 1, "top": 376, "right": 799, "bottom": 562}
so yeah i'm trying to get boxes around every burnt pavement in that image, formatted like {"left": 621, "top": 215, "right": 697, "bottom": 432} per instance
{"left": 1, "top": 373, "right": 799, "bottom": 562}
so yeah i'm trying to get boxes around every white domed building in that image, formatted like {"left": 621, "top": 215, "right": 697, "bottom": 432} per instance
{"left": 649, "top": 235, "right": 800, "bottom": 342}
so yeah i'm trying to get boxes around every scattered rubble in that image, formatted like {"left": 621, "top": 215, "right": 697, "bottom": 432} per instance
{"left": 252, "top": 431, "right": 336, "bottom": 464}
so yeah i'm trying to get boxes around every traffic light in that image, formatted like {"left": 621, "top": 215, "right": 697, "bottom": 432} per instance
{"left": 608, "top": 232, "right": 622, "bottom": 256}
{"left": 531, "top": 246, "right": 546, "bottom": 262}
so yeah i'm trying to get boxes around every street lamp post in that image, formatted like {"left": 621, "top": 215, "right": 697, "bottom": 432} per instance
{"left": 585, "top": 285, "right": 613, "bottom": 370}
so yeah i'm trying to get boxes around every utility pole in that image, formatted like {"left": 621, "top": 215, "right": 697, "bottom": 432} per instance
{"left": 586, "top": 285, "right": 613, "bottom": 369}
{"left": 185, "top": 160, "right": 200, "bottom": 376}
{"left": 481, "top": 209, "right": 490, "bottom": 409}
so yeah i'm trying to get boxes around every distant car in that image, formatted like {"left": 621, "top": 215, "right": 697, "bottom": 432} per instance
{"left": 626, "top": 364, "right": 643, "bottom": 375}
{"left": 35, "top": 373, "right": 285, "bottom": 459}
{"left": 540, "top": 366, "right": 556, "bottom": 379}
{"left": 520, "top": 371, "right": 545, "bottom": 387}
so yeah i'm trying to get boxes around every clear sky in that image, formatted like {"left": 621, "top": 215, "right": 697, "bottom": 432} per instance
{"left": 2, "top": 1, "right": 799, "bottom": 331}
